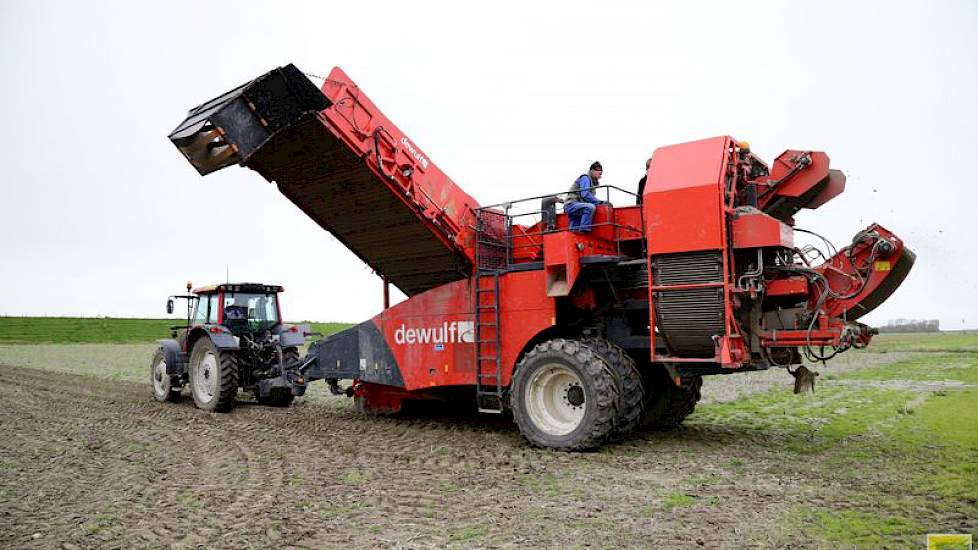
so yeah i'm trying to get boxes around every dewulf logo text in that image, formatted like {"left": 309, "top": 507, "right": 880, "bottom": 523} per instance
{"left": 400, "top": 137, "right": 429, "bottom": 169}
{"left": 394, "top": 321, "right": 473, "bottom": 345}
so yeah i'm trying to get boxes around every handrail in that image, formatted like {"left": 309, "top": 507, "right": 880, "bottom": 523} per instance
{"left": 475, "top": 184, "right": 639, "bottom": 212}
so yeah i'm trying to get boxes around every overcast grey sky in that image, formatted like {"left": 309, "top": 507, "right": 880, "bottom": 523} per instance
{"left": 1, "top": 0, "right": 975, "bottom": 328}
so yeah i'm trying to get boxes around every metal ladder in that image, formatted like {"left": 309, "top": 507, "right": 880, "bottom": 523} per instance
{"left": 474, "top": 210, "right": 507, "bottom": 413}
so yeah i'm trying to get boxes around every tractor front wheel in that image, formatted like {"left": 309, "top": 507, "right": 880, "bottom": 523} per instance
{"left": 189, "top": 338, "right": 239, "bottom": 412}
{"left": 510, "top": 339, "right": 619, "bottom": 451}
{"left": 150, "top": 349, "right": 181, "bottom": 403}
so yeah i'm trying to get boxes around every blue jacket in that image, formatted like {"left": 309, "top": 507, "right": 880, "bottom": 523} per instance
{"left": 569, "top": 175, "right": 602, "bottom": 205}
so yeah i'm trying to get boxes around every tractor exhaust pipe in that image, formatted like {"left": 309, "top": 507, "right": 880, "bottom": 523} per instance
{"left": 168, "top": 63, "right": 331, "bottom": 176}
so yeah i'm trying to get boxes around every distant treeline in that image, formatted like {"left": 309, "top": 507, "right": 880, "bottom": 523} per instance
{"left": 878, "top": 319, "right": 940, "bottom": 333}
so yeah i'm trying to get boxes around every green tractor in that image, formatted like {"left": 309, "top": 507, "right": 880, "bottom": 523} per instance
{"left": 152, "top": 282, "right": 311, "bottom": 411}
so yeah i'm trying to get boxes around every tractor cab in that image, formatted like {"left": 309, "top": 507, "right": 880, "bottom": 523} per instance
{"left": 190, "top": 283, "right": 284, "bottom": 335}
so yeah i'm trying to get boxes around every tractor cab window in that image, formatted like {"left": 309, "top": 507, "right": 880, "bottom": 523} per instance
{"left": 207, "top": 294, "right": 219, "bottom": 324}
{"left": 223, "top": 292, "right": 279, "bottom": 331}
{"left": 192, "top": 296, "right": 208, "bottom": 325}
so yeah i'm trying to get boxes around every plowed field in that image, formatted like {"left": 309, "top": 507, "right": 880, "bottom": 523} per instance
{"left": 1, "top": 338, "right": 975, "bottom": 548}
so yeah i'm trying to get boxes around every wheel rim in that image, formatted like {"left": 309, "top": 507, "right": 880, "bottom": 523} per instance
{"left": 525, "top": 363, "right": 586, "bottom": 436}
{"left": 152, "top": 356, "right": 169, "bottom": 396}
{"left": 193, "top": 351, "right": 218, "bottom": 404}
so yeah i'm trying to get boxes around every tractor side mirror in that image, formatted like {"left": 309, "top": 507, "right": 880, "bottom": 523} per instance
{"left": 166, "top": 299, "right": 174, "bottom": 315}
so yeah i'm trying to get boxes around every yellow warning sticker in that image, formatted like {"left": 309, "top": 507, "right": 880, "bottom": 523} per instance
{"left": 874, "top": 261, "right": 891, "bottom": 272}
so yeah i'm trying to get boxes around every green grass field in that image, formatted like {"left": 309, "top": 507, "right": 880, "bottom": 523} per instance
{"left": 0, "top": 317, "right": 352, "bottom": 344}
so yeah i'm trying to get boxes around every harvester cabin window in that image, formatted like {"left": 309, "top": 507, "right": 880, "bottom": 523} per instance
{"left": 192, "top": 297, "right": 208, "bottom": 325}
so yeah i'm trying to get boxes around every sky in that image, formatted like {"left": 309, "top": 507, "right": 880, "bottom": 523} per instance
{"left": 0, "top": 1, "right": 975, "bottom": 329}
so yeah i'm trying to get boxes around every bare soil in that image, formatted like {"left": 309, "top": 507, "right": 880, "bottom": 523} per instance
{"left": 0, "top": 351, "right": 926, "bottom": 549}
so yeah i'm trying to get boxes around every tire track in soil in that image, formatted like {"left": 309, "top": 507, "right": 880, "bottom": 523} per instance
{"left": 0, "top": 364, "right": 814, "bottom": 549}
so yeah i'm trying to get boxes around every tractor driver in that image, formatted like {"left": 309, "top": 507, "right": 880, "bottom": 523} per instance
{"left": 565, "top": 161, "right": 608, "bottom": 233}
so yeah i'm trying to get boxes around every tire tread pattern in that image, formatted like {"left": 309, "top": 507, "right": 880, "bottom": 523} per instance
{"left": 190, "top": 338, "right": 239, "bottom": 413}
{"left": 582, "top": 338, "right": 644, "bottom": 442}
{"left": 510, "top": 338, "right": 619, "bottom": 451}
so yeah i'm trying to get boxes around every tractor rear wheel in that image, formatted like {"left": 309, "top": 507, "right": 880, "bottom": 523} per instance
{"left": 640, "top": 366, "right": 702, "bottom": 429}
{"left": 150, "top": 349, "right": 181, "bottom": 403}
{"left": 256, "top": 347, "right": 298, "bottom": 407}
{"left": 583, "top": 338, "right": 644, "bottom": 442}
{"left": 189, "top": 338, "right": 239, "bottom": 412}
{"left": 510, "top": 339, "right": 619, "bottom": 451}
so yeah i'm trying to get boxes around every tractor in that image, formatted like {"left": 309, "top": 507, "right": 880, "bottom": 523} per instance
{"left": 151, "top": 282, "right": 310, "bottom": 411}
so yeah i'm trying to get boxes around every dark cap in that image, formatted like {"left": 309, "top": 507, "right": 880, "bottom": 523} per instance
{"left": 590, "top": 161, "right": 603, "bottom": 171}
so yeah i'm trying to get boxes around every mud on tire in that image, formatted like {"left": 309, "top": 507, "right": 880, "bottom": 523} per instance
{"left": 189, "top": 337, "right": 239, "bottom": 413}
{"left": 510, "top": 339, "right": 619, "bottom": 451}
{"left": 582, "top": 337, "right": 644, "bottom": 442}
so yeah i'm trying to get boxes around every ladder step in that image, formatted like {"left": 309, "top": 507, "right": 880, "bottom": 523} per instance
{"left": 476, "top": 355, "right": 499, "bottom": 361}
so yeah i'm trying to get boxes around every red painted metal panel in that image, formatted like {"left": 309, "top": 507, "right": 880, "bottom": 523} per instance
{"left": 373, "top": 271, "right": 554, "bottom": 391}
{"left": 731, "top": 212, "right": 793, "bottom": 249}
{"left": 766, "top": 276, "right": 809, "bottom": 297}
{"left": 319, "top": 67, "right": 481, "bottom": 260}
{"left": 644, "top": 137, "right": 728, "bottom": 255}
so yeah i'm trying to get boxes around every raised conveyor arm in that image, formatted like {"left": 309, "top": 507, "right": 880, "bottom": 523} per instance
{"left": 169, "top": 64, "right": 479, "bottom": 296}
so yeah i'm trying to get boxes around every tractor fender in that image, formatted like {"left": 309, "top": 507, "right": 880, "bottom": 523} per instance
{"left": 187, "top": 326, "right": 240, "bottom": 351}
{"left": 278, "top": 327, "right": 306, "bottom": 348}
{"left": 206, "top": 329, "right": 240, "bottom": 350}
{"left": 157, "top": 339, "right": 188, "bottom": 376}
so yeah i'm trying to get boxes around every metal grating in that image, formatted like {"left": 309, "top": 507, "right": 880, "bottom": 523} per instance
{"left": 653, "top": 251, "right": 725, "bottom": 357}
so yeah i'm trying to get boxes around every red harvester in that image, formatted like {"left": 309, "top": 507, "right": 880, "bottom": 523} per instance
{"left": 169, "top": 64, "right": 914, "bottom": 450}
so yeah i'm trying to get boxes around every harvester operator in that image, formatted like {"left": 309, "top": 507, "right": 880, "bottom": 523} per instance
{"left": 566, "top": 161, "right": 607, "bottom": 232}
{"left": 636, "top": 157, "right": 652, "bottom": 205}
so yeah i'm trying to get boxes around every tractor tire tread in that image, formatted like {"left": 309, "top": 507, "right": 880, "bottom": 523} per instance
{"left": 189, "top": 338, "right": 239, "bottom": 413}
{"left": 150, "top": 348, "right": 181, "bottom": 403}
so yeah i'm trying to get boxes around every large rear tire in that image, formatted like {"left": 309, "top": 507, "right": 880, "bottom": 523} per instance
{"left": 189, "top": 338, "right": 239, "bottom": 413}
{"left": 583, "top": 338, "right": 644, "bottom": 442}
{"left": 510, "top": 339, "right": 619, "bottom": 451}
{"left": 150, "top": 349, "right": 181, "bottom": 403}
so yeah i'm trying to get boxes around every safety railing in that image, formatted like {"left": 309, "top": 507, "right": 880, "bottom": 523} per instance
{"left": 473, "top": 185, "right": 644, "bottom": 272}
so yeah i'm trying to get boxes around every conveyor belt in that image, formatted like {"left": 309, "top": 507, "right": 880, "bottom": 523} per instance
{"left": 248, "top": 117, "right": 471, "bottom": 296}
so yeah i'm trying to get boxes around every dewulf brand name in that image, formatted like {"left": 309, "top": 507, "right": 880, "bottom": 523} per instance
{"left": 400, "top": 137, "right": 429, "bottom": 169}
{"left": 394, "top": 321, "right": 473, "bottom": 345}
